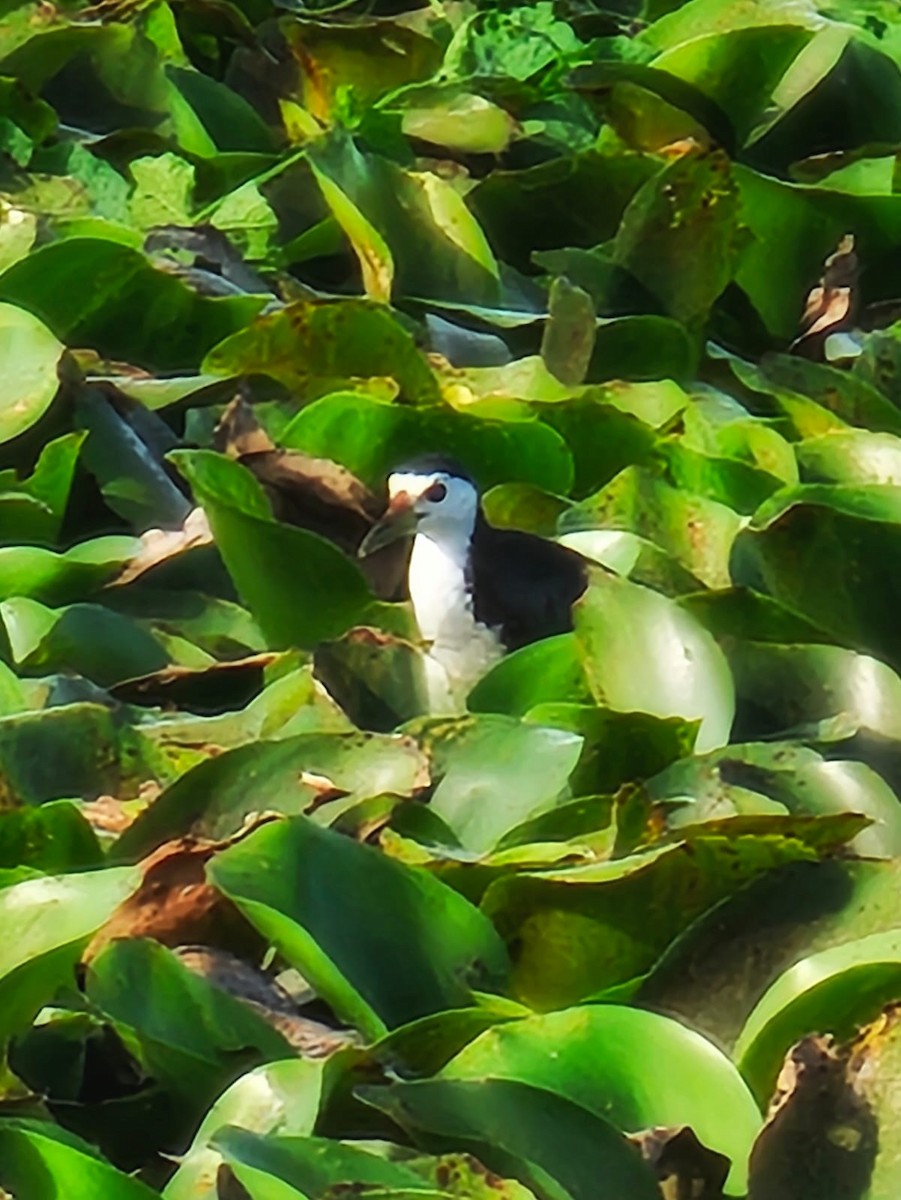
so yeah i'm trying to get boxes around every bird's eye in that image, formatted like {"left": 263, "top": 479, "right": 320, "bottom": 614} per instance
{"left": 424, "top": 481, "right": 447, "bottom": 503}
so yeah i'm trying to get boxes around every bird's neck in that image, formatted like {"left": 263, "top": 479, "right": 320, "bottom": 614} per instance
{"left": 408, "top": 523, "right": 474, "bottom": 645}
{"left": 408, "top": 519, "right": 505, "bottom": 714}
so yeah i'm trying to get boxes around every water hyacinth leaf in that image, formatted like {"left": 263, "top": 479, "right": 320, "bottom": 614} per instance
{"left": 562, "top": 465, "right": 743, "bottom": 587}
{"left": 396, "top": 88, "right": 519, "bottom": 155}
{"left": 612, "top": 149, "right": 744, "bottom": 327}
{"left": 165, "top": 1058, "right": 333, "bottom": 1200}
{"left": 115, "top": 730, "right": 428, "bottom": 854}
{"left": 211, "top": 1129, "right": 428, "bottom": 1198}
{"left": 731, "top": 485, "right": 901, "bottom": 669}
{"left": 0, "top": 867, "right": 137, "bottom": 1044}
{"left": 0, "top": 239, "right": 265, "bottom": 372}
{"left": 0, "top": 431, "right": 84, "bottom": 545}
{"left": 467, "top": 634, "right": 592, "bottom": 718}
{"left": 481, "top": 833, "right": 825, "bottom": 1009}
{"left": 524, "top": 703, "right": 699, "bottom": 797}
{"left": 468, "top": 150, "right": 657, "bottom": 275}
{"left": 202, "top": 300, "right": 440, "bottom": 403}
{"left": 0, "top": 535, "right": 138, "bottom": 604}
{"left": 282, "top": 19, "right": 443, "bottom": 122}
{"left": 442, "top": 1005, "right": 761, "bottom": 1194}
{"left": 361, "top": 1076, "right": 662, "bottom": 1200}
{"left": 281, "top": 392, "right": 573, "bottom": 495}
{"left": 418, "top": 714, "right": 584, "bottom": 854}
{"left": 573, "top": 568, "right": 734, "bottom": 752}
{"left": 540, "top": 277, "right": 595, "bottom": 387}
{"left": 85, "top": 939, "right": 293, "bottom": 1117}
{"left": 308, "top": 131, "right": 500, "bottom": 307}
{"left": 208, "top": 816, "right": 509, "bottom": 1039}
{"left": 2, "top": 597, "right": 169, "bottom": 686}
{"left": 0, "top": 702, "right": 164, "bottom": 805}
{"left": 0, "top": 800, "right": 102, "bottom": 872}
{"left": 735, "top": 930, "right": 901, "bottom": 1104}
{"left": 796, "top": 430, "right": 901, "bottom": 485}
{"left": 0, "top": 1119, "right": 158, "bottom": 1200}
{"left": 725, "top": 640, "right": 901, "bottom": 742}
{"left": 652, "top": 25, "right": 813, "bottom": 147}
{"left": 0, "top": 302, "right": 64, "bottom": 443}
{"left": 640, "top": 857, "right": 901, "bottom": 1054}
{"left": 171, "top": 450, "right": 374, "bottom": 651}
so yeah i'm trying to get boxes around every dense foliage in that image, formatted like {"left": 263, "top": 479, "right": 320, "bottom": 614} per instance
{"left": 4, "top": 0, "right": 901, "bottom": 1196}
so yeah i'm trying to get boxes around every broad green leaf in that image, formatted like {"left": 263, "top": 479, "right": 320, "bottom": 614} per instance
{"left": 797, "top": 430, "right": 901, "bottom": 485}
{"left": 0, "top": 536, "right": 138, "bottom": 605}
{"left": 612, "top": 150, "right": 744, "bottom": 328}
{"left": 172, "top": 450, "right": 374, "bottom": 651}
{"left": 0, "top": 1118, "right": 157, "bottom": 1199}
{"left": 0, "top": 867, "right": 137, "bottom": 1044}
{"left": 443, "top": 1006, "right": 761, "bottom": 1194}
{"left": 86, "top": 939, "right": 293, "bottom": 1121}
{"left": 396, "top": 89, "right": 519, "bottom": 155}
{"left": 282, "top": 19, "right": 442, "bottom": 122}
{"left": 573, "top": 568, "right": 734, "bottom": 752}
{"left": 735, "top": 930, "right": 901, "bottom": 1103}
{"left": 0, "top": 702, "right": 166, "bottom": 804}
{"left": 308, "top": 132, "right": 500, "bottom": 307}
{"left": 0, "top": 800, "right": 102, "bottom": 872}
{"left": 211, "top": 1130, "right": 427, "bottom": 1198}
{"left": 166, "top": 1059, "right": 338, "bottom": 1200}
{"left": 280, "top": 392, "right": 574, "bottom": 495}
{"left": 467, "top": 635, "right": 592, "bottom": 718}
{"left": 116, "top": 730, "right": 428, "bottom": 855}
{"left": 361, "top": 1076, "right": 662, "bottom": 1200}
{"left": 731, "top": 484, "right": 901, "bottom": 669}
{"left": 0, "top": 301, "right": 64, "bottom": 443}
{"left": 641, "top": 858, "right": 901, "bottom": 1049}
{"left": 2, "top": 596, "right": 168, "bottom": 686}
{"left": 0, "top": 239, "right": 264, "bottom": 372}
{"left": 412, "top": 714, "right": 583, "bottom": 853}
{"left": 209, "top": 816, "right": 509, "bottom": 1039}
{"left": 563, "top": 465, "right": 743, "bottom": 587}
{"left": 481, "top": 833, "right": 827, "bottom": 1008}
{"left": 202, "top": 300, "right": 440, "bottom": 403}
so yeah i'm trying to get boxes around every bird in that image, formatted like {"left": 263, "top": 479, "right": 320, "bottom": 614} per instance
{"left": 358, "top": 454, "right": 588, "bottom": 712}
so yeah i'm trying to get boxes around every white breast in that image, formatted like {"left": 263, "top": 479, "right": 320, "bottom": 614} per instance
{"left": 408, "top": 532, "right": 504, "bottom": 712}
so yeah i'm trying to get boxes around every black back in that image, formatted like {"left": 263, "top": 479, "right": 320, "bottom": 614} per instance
{"left": 470, "top": 515, "right": 588, "bottom": 651}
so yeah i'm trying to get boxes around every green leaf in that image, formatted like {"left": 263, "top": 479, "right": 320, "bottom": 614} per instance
{"left": 2, "top": 596, "right": 169, "bottom": 686}
{"left": 202, "top": 300, "right": 440, "bottom": 404}
{"left": 211, "top": 1130, "right": 427, "bottom": 1198}
{"left": 308, "top": 132, "right": 500, "bottom": 307}
{"left": 172, "top": 450, "right": 374, "bottom": 651}
{"left": 280, "top": 392, "right": 573, "bottom": 495}
{"left": 412, "top": 714, "right": 583, "bottom": 854}
{"left": 481, "top": 833, "right": 825, "bottom": 1009}
{"left": 640, "top": 858, "right": 901, "bottom": 1052}
{"left": 442, "top": 1006, "right": 761, "bottom": 1194}
{"left": 735, "top": 930, "right": 901, "bottom": 1104}
{"left": 361, "top": 1076, "right": 662, "bottom": 1200}
{"left": 0, "top": 536, "right": 138, "bottom": 605}
{"left": 0, "top": 239, "right": 265, "bottom": 372}
{"left": 0, "top": 866, "right": 137, "bottom": 1044}
{"left": 612, "top": 150, "right": 744, "bottom": 328}
{"left": 573, "top": 568, "right": 734, "bottom": 752}
{"left": 467, "top": 635, "right": 592, "bottom": 718}
{"left": 731, "top": 484, "right": 901, "bottom": 670}
{"left": 0, "top": 702, "right": 166, "bottom": 804}
{"left": 86, "top": 939, "right": 293, "bottom": 1119}
{"left": 208, "top": 816, "right": 509, "bottom": 1039}
{"left": 0, "top": 800, "right": 102, "bottom": 872}
{"left": 116, "top": 729, "right": 427, "bottom": 854}
{"left": 0, "top": 301, "right": 64, "bottom": 443}
{"left": 0, "top": 1118, "right": 158, "bottom": 1199}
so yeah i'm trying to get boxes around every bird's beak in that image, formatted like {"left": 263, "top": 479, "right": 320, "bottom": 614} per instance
{"left": 358, "top": 492, "right": 419, "bottom": 557}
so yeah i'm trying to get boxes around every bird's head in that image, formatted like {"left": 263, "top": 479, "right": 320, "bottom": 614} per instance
{"left": 358, "top": 455, "right": 478, "bottom": 556}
